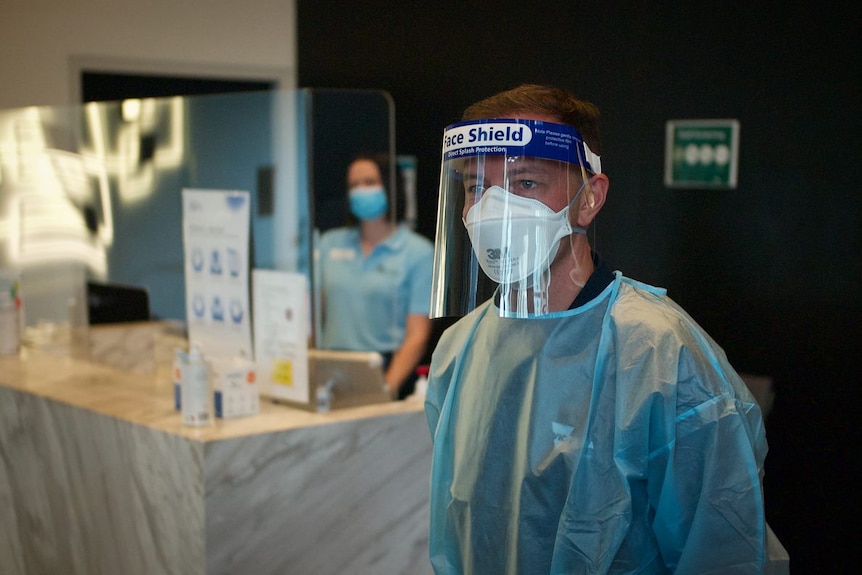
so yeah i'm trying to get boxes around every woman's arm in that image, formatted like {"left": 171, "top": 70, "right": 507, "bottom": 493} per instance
{"left": 385, "top": 312, "right": 432, "bottom": 396}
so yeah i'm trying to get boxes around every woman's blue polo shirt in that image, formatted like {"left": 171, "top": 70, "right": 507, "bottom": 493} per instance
{"left": 319, "top": 224, "right": 434, "bottom": 352}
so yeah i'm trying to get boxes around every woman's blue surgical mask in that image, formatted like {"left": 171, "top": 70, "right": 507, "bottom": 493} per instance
{"left": 349, "top": 186, "right": 388, "bottom": 220}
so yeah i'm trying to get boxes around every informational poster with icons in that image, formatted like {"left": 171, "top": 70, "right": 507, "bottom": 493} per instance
{"left": 182, "top": 188, "right": 253, "bottom": 360}
{"left": 251, "top": 269, "right": 310, "bottom": 404}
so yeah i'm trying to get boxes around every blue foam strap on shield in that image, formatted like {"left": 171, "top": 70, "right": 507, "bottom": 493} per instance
{"left": 442, "top": 118, "right": 601, "bottom": 173}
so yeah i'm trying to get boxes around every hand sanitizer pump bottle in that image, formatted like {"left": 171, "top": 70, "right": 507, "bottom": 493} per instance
{"left": 182, "top": 346, "right": 212, "bottom": 426}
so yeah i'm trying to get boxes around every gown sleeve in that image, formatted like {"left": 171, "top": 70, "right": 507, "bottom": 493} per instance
{"left": 647, "top": 344, "right": 771, "bottom": 574}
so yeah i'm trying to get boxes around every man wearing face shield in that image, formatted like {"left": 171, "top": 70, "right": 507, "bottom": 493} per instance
{"left": 425, "top": 85, "right": 788, "bottom": 574}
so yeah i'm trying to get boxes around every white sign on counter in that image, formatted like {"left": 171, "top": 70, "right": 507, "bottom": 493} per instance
{"left": 252, "top": 269, "right": 310, "bottom": 404}
{"left": 182, "top": 189, "right": 253, "bottom": 360}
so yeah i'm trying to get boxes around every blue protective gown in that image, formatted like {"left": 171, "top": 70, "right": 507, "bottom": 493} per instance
{"left": 425, "top": 273, "right": 783, "bottom": 574}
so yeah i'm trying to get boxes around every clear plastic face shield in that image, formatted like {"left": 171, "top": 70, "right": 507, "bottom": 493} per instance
{"left": 430, "top": 118, "right": 602, "bottom": 318}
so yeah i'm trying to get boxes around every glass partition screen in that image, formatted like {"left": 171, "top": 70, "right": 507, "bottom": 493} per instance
{"left": 0, "top": 89, "right": 395, "bottom": 347}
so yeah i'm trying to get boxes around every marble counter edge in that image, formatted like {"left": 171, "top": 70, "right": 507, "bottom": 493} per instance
{"left": 0, "top": 348, "right": 428, "bottom": 444}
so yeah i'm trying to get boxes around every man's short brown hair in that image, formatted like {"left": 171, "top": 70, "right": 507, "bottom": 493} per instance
{"left": 462, "top": 84, "right": 601, "bottom": 155}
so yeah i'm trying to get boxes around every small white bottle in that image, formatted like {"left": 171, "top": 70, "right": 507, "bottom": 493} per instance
{"left": 173, "top": 349, "right": 186, "bottom": 411}
{"left": 181, "top": 346, "right": 212, "bottom": 426}
{"left": 316, "top": 382, "right": 333, "bottom": 413}
{"left": 412, "top": 365, "right": 430, "bottom": 401}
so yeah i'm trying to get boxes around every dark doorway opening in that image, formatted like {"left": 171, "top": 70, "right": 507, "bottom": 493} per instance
{"left": 81, "top": 71, "right": 275, "bottom": 102}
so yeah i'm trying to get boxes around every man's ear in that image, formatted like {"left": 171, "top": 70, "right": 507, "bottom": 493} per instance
{"left": 577, "top": 173, "right": 608, "bottom": 227}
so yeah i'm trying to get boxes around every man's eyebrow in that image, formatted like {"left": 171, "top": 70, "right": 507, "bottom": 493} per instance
{"left": 505, "top": 166, "right": 539, "bottom": 176}
{"left": 462, "top": 160, "right": 554, "bottom": 179}
{"left": 505, "top": 163, "right": 555, "bottom": 176}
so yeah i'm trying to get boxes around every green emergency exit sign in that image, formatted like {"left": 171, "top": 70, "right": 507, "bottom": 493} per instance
{"left": 664, "top": 119, "right": 740, "bottom": 189}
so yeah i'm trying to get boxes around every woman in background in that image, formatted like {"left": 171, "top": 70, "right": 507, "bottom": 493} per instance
{"left": 318, "top": 153, "right": 434, "bottom": 400}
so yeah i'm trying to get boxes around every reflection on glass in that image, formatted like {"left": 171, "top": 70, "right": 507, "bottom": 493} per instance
{"left": 0, "top": 106, "right": 112, "bottom": 276}
{"left": 81, "top": 97, "right": 185, "bottom": 204}
{"left": 0, "top": 89, "right": 394, "bottom": 334}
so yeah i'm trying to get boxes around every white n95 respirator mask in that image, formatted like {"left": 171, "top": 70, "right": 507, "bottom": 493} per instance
{"left": 463, "top": 184, "right": 586, "bottom": 284}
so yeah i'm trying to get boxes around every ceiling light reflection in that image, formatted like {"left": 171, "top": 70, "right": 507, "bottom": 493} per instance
{"left": 82, "top": 97, "right": 185, "bottom": 204}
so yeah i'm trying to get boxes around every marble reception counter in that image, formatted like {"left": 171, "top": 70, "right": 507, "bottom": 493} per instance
{"left": 0, "top": 334, "right": 434, "bottom": 575}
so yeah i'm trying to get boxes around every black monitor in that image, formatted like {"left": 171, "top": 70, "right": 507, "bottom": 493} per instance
{"left": 86, "top": 281, "right": 151, "bottom": 325}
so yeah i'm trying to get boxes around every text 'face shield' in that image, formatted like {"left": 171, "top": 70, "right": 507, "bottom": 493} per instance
{"left": 431, "top": 119, "right": 601, "bottom": 318}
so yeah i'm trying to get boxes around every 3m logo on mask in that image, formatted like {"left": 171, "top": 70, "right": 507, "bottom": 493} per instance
{"left": 485, "top": 247, "right": 510, "bottom": 261}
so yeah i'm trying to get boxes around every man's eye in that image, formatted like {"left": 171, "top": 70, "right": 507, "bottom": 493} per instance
{"left": 517, "top": 180, "right": 538, "bottom": 190}
{"left": 468, "top": 184, "right": 486, "bottom": 195}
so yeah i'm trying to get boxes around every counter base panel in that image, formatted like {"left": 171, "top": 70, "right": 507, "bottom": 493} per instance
{"left": 1, "top": 385, "right": 433, "bottom": 575}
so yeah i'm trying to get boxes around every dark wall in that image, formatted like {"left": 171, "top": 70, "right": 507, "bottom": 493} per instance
{"left": 298, "top": 2, "right": 860, "bottom": 571}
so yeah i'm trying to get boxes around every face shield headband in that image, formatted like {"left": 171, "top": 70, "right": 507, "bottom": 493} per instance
{"left": 441, "top": 118, "right": 601, "bottom": 174}
{"left": 431, "top": 118, "right": 603, "bottom": 319}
